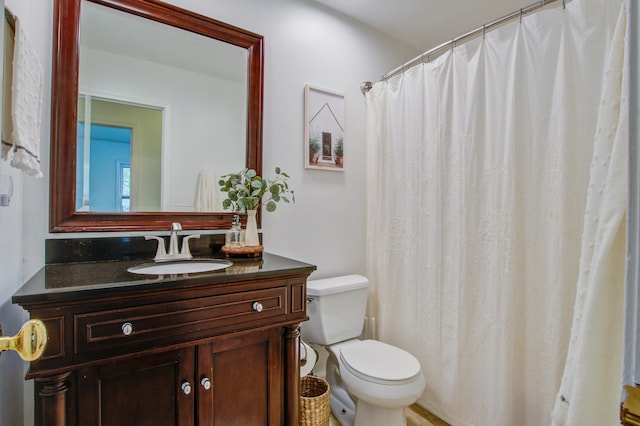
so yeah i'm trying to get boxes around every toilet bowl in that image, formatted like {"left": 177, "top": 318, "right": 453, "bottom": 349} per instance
{"left": 300, "top": 275, "right": 425, "bottom": 426}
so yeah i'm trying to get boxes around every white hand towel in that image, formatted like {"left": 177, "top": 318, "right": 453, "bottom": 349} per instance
{"left": 7, "top": 14, "right": 43, "bottom": 178}
{"left": 195, "top": 169, "right": 218, "bottom": 212}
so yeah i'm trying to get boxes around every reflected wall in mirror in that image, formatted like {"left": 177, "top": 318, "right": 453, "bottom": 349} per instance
{"left": 78, "top": 1, "right": 247, "bottom": 214}
{"left": 50, "top": 0, "right": 264, "bottom": 232}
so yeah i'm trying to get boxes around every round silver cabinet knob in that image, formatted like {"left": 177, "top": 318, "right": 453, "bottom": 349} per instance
{"left": 252, "top": 302, "right": 263, "bottom": 312}
{"left": 201, "top": 377, "right": 211, "bottom": 390}
{"left": 121, "top": 322, "right": 133, "bottom": 336}
{"left": 181, "top": 381, "right": 192, "bottom": 395}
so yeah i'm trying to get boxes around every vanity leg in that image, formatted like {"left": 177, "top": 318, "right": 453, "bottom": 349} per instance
{"left": 35, "top": 372, "right": 72, "bottom": 426}
{"left": 284, "top": 325, "right": 300, "bottom": 426}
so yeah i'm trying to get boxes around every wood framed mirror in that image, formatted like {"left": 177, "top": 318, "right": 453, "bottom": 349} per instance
{"left": 50, "top": 0, "right": 263, "bottom": 232}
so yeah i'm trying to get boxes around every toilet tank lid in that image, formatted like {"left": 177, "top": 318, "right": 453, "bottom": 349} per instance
{"left": 307, "top": 274, "right": 369, "bottom": 296}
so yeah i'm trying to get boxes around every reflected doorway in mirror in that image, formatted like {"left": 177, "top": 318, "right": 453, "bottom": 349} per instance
{"left": 77, "top": 95, "right": 162, "bottom": 212}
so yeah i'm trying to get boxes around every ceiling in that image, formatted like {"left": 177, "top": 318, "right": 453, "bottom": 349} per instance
{"left": 310, "top": 0, "right": 539, "bottom": 51}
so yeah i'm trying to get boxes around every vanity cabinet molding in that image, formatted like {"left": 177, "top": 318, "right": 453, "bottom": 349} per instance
{"left": 14, "top": 254, "right": 315, "bottom": 426}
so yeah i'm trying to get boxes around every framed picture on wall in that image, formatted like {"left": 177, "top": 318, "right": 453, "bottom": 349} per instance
{"left": 304, "top": 85, "right": 345, "bottom": 171}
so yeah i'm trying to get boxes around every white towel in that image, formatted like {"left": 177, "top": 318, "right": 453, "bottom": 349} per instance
{"left": 195, "top": 169, "right": 218, "bottom": 212}
{"left": 5, "top": 13, "right": 44, "bottom": 178}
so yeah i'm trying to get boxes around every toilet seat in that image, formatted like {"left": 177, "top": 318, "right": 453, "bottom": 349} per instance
{"left": 339, "top": 340, "right": 421, "bottom": 385}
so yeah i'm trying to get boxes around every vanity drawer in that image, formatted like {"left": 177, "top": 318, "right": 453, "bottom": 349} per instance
{"left": 74, "top": 287, "right": 286, "bottom": 356}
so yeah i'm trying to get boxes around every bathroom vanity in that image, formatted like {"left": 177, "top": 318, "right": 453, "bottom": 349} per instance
{"left": 13, "top": 251, "right": 315, "bottom": 426}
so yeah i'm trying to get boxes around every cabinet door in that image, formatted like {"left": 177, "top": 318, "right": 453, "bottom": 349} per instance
{"left": 197, "top": 328, "right": 283, "bottom": 425}
{"left": 77, "top": 347, "right": 195, "bottom": 426}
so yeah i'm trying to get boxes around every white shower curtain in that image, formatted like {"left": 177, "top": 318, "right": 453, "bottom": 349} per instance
{"left": 365, "top": 0, "right": 627, "bottom": 425}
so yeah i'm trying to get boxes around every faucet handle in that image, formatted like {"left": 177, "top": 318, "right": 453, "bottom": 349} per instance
{"left": 145, "top": 235, "right": 167, "bottom": 260}
{"left": 180, "top": 234, "right": 201, "bottom": 258}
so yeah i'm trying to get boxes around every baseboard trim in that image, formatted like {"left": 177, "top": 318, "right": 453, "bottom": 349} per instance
{"left": 409, "top": 403, "right": 450, "bottom": 426}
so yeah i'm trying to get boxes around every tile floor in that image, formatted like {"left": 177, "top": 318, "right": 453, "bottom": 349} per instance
{"left": 329, "top": 404, "right": 449, "bottom": 426}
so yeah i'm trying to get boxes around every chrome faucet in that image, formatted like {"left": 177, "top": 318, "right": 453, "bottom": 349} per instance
{"left": 168, "top": 222, "right": 182, "bottom": 256}
{"left": 145, "top": 222, "right": 201, "bottom": 262}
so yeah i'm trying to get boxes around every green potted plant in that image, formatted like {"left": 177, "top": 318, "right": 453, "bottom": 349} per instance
{"left": 218, "top": 167, "right": 295, "bottom": 246}
{"left": 309, "top": 136, "right": 320, "bottom": 164}
{"left": 334, "top": 137, "right": 344, "bottom": 167}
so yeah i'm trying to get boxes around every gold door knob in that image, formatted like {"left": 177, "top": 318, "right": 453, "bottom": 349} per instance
{"left": 0, "top": 319, "right": 47, "bottom": 361}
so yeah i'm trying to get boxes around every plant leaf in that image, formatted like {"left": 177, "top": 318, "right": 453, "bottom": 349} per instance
{"left": 266, "top": 200, "right": 277, "bottom": 212}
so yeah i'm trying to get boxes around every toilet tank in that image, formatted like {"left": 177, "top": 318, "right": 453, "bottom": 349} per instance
{"left": 301, "top": 274, "right": 369, "bottom": 345}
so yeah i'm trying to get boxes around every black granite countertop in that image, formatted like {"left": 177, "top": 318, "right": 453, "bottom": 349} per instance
{"left": 13, "top": 252, "right": 316, "bottom": 306}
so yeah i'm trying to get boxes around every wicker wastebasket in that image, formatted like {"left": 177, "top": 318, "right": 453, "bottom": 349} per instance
{"left": 299, "top": 375, "right": 330, "bottom": 426}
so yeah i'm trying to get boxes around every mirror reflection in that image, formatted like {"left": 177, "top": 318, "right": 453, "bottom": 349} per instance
{"left": 77, "top": 96, "right": 162, "bottom": 212}
{"left": 78, "top": 0, "right": 248, "bottom": 213}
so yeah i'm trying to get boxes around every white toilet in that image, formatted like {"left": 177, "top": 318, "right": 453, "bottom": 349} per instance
{"left": 300, "top": 275, "right": 425, "bottom": 426}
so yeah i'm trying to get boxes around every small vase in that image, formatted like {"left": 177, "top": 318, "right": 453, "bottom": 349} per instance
{"left": 245, "top": 209, "right": 260, "bottom": 246}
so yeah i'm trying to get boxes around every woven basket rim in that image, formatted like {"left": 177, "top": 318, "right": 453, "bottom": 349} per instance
{"left": 300, "top": 375, "right": 329, "bottom": 398}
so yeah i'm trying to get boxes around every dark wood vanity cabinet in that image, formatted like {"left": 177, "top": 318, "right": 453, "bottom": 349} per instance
{"left": 13, "top": 254, "right": 315, "bottom": 426}
{"left": 76, "top": 329, "right": 281, "bottom": 426}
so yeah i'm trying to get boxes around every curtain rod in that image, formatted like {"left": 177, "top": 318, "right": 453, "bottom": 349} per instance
{"left": 361, "top": 0, "right": 565, "bottom": 93}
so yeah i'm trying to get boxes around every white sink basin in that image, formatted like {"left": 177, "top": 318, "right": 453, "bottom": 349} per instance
{"left": 127, "top": 259, "right": 232, "bottom": 275}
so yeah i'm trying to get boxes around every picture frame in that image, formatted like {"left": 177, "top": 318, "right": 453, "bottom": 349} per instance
{"left": 304, "top": 85, "right": 345, "bottom": 171}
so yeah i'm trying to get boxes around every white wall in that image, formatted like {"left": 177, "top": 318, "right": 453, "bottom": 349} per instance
{"left": 170, "top": 0, "right": 417, "bottom": 276}
{"left": 0, "top": 0, "right": 51, "bottom": 424}
{"left": 0, "top": 0, "right": 53, "bottom": 425}
{"left": 0, "top": 160, "right": 28, "bottom": 425}
{"left": 0, "top": 0, "right": 416, "bottom": 424}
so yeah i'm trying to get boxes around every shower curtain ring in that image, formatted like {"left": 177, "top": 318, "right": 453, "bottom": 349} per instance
{"left": 360, "top": 81, "right": 373, "bottom": 94}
